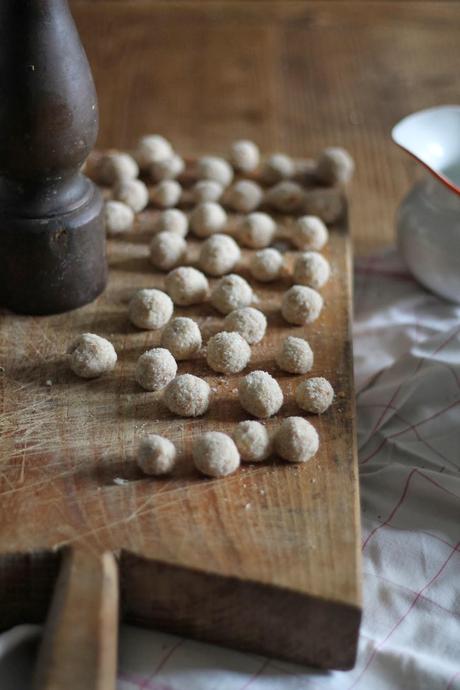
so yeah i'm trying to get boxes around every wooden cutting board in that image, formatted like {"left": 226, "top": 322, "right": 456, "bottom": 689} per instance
{"left": 0, "top": 171, "right": 361, "bottom": 680}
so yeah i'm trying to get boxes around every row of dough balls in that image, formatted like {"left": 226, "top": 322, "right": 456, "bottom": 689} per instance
{"left": 137, "top": 416, "right": 320, "bottom": 479}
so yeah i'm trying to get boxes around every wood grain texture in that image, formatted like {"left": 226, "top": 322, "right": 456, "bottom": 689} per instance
{"left": 68, "top": 0, "right": 460, "bottom": 254}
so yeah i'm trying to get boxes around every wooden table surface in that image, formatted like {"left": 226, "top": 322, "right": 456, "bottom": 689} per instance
{"left": 72, "top": 0, "right": 459, "bottom": 255}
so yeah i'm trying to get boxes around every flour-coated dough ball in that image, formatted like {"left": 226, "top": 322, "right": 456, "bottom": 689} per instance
{"left": 295, "top": 376, "right": 334, "bottom": 414}
{"left": 192, "top": 432, "right": 240, "bottom": 478}
{"left": 281, "top": 285, "right": 323, "bottom": 325}
{"left": 153, "top": 209, "right": 188, "bottom": 237}
{"left": 161, "top": 317, "right": 202, "bottom": 360}
{"left": 199, "top": 234, "right": 241, "bottom": 276}
{"left": 163, "top": 374, "right": 211, "bottom": 417}
{"left": 316, "top": 147, "right": 354, "bottom": 185}
{"left": 210, "top": 274, "right": 253, "bottom": 315}
{"left": 135, "top": 135, "right": 173, "bottom": 169}
{"left": 229, "top": 140, "right": 260, "bottom": 173}
{"left": 225, "top": 180, "right": 263, "bottom": 213}
{"left": 165, "top": 266, "right": 209, "bottom": 306}
{"left": 291, "top": 215, "right": 329, "bottom": 251}
{"left": 250, "top": 248, "right": 284, "bottom": 282}
{"left": 191, "top": 180, "right": 224, "bottom": 203}
{"left": 238, "top": 370, "right": 283, "bottom": 418}
{"left": 238, "top": 212, "right": 276, "bottom": 249}
{"left": 197, "top": 156, "right": 234, "bottom": 187}
{"left": 274, "top": 416, "right": 319, "bottom": 463}
{"left": 190, "top": 202, "right": 227, "bottom": 238}
{"left": 224, "top": 307, "right": 267, "bottom": 344}
{"left": 276, "top": 336, "right": 313, "bottom": 374}
{"left": 68, "top": 333, "right": 117, "bottom": 379}
{"left": 128, "top": 289, "right": 174, "bottom": 330}
{"left": 233, "top": 420, "right": 271, "bottom": 462}
{"left": 149, "top": 232, "right": 187, "bottom": 271}
{"left": 150, "top": 154, "right": 185, "bottom": 181}
{"left": 293, "top": 251, "right": 331, "bottom": 290}
{"left": 104, "top": 201, "right": 134, "bottom": 235}
{"left": 113, "top": 179, "right": 149, "bottom": 213}
{"left": 261, "top": 153, "right": 295, "bottom": 185}
{"left": 150, "top": 180, "right": 182, "bottom": 208}
{"left": 137, "top": 434, "right": 176, "bottom": 476}
{"left": 206, "top": 331, "right": 251, "bottom": 374}
{"left": 135, "top": 348, "right": 177, "bottom": 391}
{"left": 265, "top": 181, "right": 304, "bottom": 214}
{"left": 95, "top": 151, "right": 139, "bottom": 185}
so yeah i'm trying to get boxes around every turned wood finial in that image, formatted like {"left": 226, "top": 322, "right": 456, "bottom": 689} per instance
{"left": 0, "top": 0, "right": 107, "bottom": 315}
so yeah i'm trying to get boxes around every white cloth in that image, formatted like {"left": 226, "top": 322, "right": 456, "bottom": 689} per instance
{"left": 1, "top": 250, "right": 459, "bottom": 690}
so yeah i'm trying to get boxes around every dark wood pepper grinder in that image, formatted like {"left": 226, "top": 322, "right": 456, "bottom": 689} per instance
{"left": 0, "top": 0, "right": 107, "bottom": 315}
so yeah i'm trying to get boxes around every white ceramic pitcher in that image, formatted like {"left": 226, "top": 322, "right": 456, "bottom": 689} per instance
{"left": 392, "top": 105, "right": 460, "bottom": 303}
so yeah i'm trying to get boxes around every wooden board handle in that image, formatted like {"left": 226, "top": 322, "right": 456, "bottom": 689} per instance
{"left": 33, "top": 549, "right": 118, "bottom": 690}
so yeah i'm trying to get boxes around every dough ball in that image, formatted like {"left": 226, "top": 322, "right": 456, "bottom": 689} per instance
{"left": 165, "top": 266, "right": 209, "bottom": 306}
{"left": 128, "top": 288, "right": 174, "bottom": 330}
{"left": 210, "top": 274, "right": 253, "bottom": 315}
{"left": 149, "top": 232, "right": 187, "bottom": 271}
{"left": 197, "top": 156, "right": 234, "bottom": 187}
{"left": 150, "top": 180, "right": 182, "bottom": 208}
{"left": 199, "top": 234, "right": 241, "bottom": 276}
{"left": 229, "top": 139, "right": 260, "bottom": 173}
{"left": 238, "top": 370, "right": 283, "bottom": 418}
{"left": 303, "top": 189, "right": 344, "bottom": 224}
{"left": 68, "top": 333, "right": 117, "bottom": 379}
{"left": 192, "top": 432, "right": 240, "bottom": 478}
{"left": 265, "top": 181, "right": 304, "bottom": 214}
{"left": 224, "top": 307, "right": 267, "bottom": 344}
{"left": 233, "top": 420, "right": 271, "bottom": 462}
{"left": 137, "top": 434, "right": 176, "bottom": 475}
{"left": 135, "top": 135, "right": 173, "bottom": 169}
{"left": 291, "top": 216, "right": 329, "bottom": 251}
{"left": 161, "top": 317, "right": 202, "bottom": 360}
{"left": 316, "top": 147, "right": 354, "bottom": 185}
{"left": 150, "top": 154, "right": 185, "bottom": 181}
{"left": 190, "top": 202, "right": 227, "bottom": 238}
{"left": 163, "top": 374, "right": 210, "bottom": 417}
{"left": 113, "top": 179, "right": 149, "bottom": 213}
{"left": 274, "top": 416, "right": 319, "bottom": 463}
{"left": 293, "top": 251, "right": 331, "bottom": 290}
{"left": 295, "top": 376, "right": 334, "bottom": 414}
{"left": 191, "top": 180, "right": 224, "bottom": 203}
{"left": 281, "top": 285, "right": 323, "bottom": 325}
{"left": 206, "top": 331, "right": 251, "bottom": 374}
{"left": 224, "top": 180, "right": 263, "bottom": 213}
{"left": 276, "top": 336, "right": 313, "bottom": 374}
{"left": 238, "top": 212, "right": 276, "bottom": 249}
{"left": 153, "top": 209, "right": 188, "bottom": 237}
{"left": 94, "top": 151, "right": 139, "bottom": 186}
{"left": 261, "top": 153, "right": 295, "bottom": 185}
{"left": 250, "top": 248, "right": 283, "bottom": 282}
{"left": 104, "top": 200, "right": 134, "bottom": 236}
{"left": 135, "top": 348, "right": 177, "bottom": 391}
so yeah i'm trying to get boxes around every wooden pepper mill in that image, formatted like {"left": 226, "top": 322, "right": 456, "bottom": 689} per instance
{"left": 0, "top": 0, "right": 106, "bottom": 315}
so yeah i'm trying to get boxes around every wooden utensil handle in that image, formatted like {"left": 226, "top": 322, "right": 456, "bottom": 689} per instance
{"left": 33, "top": 549, "right": 118, "bottom": 690}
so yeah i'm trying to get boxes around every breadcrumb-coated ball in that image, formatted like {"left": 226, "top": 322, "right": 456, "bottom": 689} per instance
{"left": 68, "top": 333, "right": 117, "bottom": 379}
{"left": 261, "top": 153, "right": 295, "bottom": 185}
{"left": 238, "top": 212, "right": 276, "bottom": 249}
{"left": 233, "top": 420, "right": 271, "bottom": 462}
{"left": 290, "top": 215, "right": 329, "bottom": 251}
{"left": 281, "top": 285, "right": 323, "bottom": 325}
{"left": 113, "top": 179, "right": 149, "bottom": 213}
{"left": 238, "top": 370, "right": 283, "bottom": 418}
{"left": 199, "top": 234, "right": 241, "bottom": 276}
{"left": 191, "top": 180, "right": 224, "bottom": 203}
{"left": 295, "top": 376, "right": 334, "bottom": 414}
{"left": 224, "top": 307, "right": 267, "bottom": 344}
{"left": 274, "top": 416, "right": 319, "bottom": 463}
{"left": 250, "top": 248, "right": 284, "bottom": 282}
{"left": 150, "top": 180, "right": 182, "bottom": 208}
{"left": 135, "top": 348, "right": 177, "bottom": 391}
{"left": 104, "top": 200, "right": 134, "bottom": 236}
{"left": 161, "top": 317, "right": 202, "bottom": 360}
{"left": 165, "top": 267, "right": 209, "bottom": 306}
{"left": 149, "top": 232, "right": 187, "bottom": 271}
{"left": 164, "top": 374, "right": 210, "bottom": 417}
{"left": 224, "top": 180, "right": 263, "bottom": 213}
{"left": 210, "top": 274, "right": 253, "bottom": 315}
{"left": 150, "top": 154, "right": 185, "bottom": 181}
{"left": 197, "top": 156, "right": 233, "bottom": 187}
{"left": 293, "top": 251, "right": 331, "bottom": 290}
{"left": 193, "top": 432, "right": 240, "bottom": 478}
{"left": 190, "top": 202, "right": 227, "bottom": 238}
{"left": 316, "top": 147, "right": 354, "bottom": 185}
{"left": 128, "top": 289, "right": 173, "bottom": 330}
{"left": 206, "top": 331, "right": 251, "bottom": 374}
{"left": 137, "top": 434, "right": 176, "bottom": 476}
{"left": 229, "top": 140, "right": 260, "bottom": 173}
{"left": 276, "top": 336, "right": 313, "bottom": 374}
{"left": 94, "top": 151, "right": 139, "bottom": 186}
{"left": 135, "top": 135, "right": 173, "bottom": 169}
{"left": 265, "top": 181, "right": 304, "bottom": 214}
{"left": 303, "top": 189, "right": 344, "bottom": 224}
{"left": 153, "top": 209, "right": 188, "bottom": 237}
